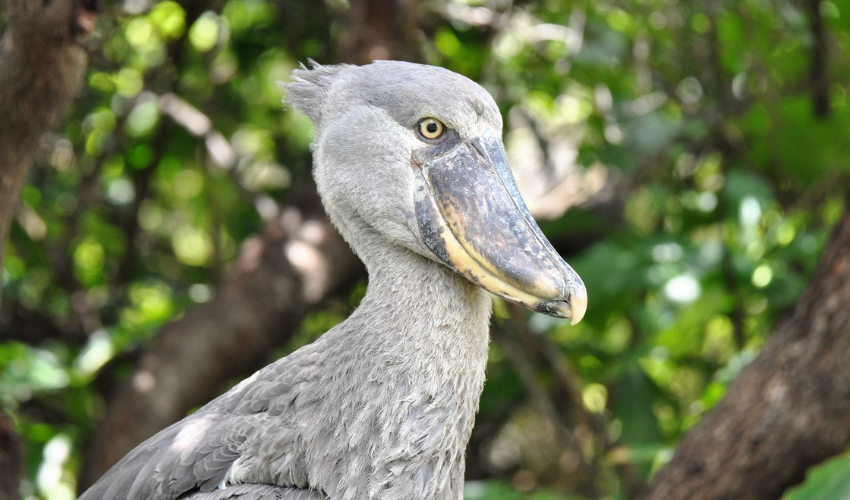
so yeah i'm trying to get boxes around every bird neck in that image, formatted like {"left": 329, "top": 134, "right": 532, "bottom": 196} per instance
{"left": 320, "top": 244, "right": 492, "bottom": 498}
{"left": 352, "top": 243, "right": 492, "bottom": 371}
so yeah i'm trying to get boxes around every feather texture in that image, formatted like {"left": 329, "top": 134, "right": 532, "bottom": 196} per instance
{"left": 181, "top": 483, "right": 326, "bottom": 499}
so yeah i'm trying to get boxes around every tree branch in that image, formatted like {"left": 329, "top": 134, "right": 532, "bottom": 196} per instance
{"left": 0, "top": 410, "right": 23, "bottom": 500}
{"left": 0, "top": 0, "right": 92, "bottom": 281}
{"left": 0, "top": 300, "right": 87, "bottom": 345}
{"left": 644, "top": 201, "right": 850, "bottom": 500}
{"left": 807, "top": 0, "right": 830, "bottom": 118}
{"left": 342, "top": 0, "right": 422, "bottom": 64}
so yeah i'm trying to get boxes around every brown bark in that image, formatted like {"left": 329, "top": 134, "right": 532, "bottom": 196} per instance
{"left": 0, "top": 0, "right": 91, "bottom": 276}
{"left": 644, "top": 204, "right": 850, "bottom": 500}
{"left": 807, "top": 0, "right": 830, "bottom": 118}
{"left": 342, "top": 0, "right": 422, "bottom": 64}
{"left": 0, "top": 410, "right": 23, "bottom": 500}
{"left": 79, "top": 196, "right": 363, "bottom": 488}
{"left": 0, "top": 299, "right": 87, "bottom": 345}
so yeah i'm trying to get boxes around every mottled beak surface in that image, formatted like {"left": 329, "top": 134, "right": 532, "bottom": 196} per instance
{"left": 414, "top": 129, "right": 587, "bottom": 325}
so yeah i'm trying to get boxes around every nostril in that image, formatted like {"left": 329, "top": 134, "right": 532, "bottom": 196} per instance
{"left": 467, "top": 136, "right": 487, "bottom": 158}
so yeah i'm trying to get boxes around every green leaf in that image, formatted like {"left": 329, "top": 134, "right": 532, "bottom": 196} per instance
{"left": 784, "top": 452, "right": 850, "bottom": 500}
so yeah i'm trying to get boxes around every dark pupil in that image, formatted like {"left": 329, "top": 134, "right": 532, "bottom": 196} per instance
{"left": 426, "top": 122, "right": 438, "bottom": 134}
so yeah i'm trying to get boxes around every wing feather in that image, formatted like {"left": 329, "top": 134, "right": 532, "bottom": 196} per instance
{"left": 79, "top": 348, "right": 320, "bottom": 500}
{"left": 181, "top": 483, "right": 326, "bottom": 500}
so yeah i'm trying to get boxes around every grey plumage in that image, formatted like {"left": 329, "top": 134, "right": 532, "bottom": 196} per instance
{"left": 79, "top": 61, "right": 586, "bottom": 500}
{"left": 183, "top": 484, "right": 325, "bottom": 499}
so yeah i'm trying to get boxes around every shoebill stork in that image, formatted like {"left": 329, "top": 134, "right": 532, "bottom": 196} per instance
{"left": 79, "top": 61, "right": 587, "bottom": 500}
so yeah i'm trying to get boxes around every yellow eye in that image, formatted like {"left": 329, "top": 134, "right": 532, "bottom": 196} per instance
{"left": 417, "top": 118, "right": 445, "bottom": 141}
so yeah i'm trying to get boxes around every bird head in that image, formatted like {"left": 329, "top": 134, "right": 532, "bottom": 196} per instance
{"left": 282, "top": 61, "right": 587, "bottom": 325}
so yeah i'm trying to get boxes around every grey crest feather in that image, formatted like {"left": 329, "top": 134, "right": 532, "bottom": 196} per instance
{"left": 279, "top": 60, "right": 353, "bottom": 128}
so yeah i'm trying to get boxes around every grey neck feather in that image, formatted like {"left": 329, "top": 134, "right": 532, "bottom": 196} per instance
{"left": 321, "top": 244, "right": 492, "bottom": 499}
{"left": 236, "top": 239, "right": 492, "bottom": 500}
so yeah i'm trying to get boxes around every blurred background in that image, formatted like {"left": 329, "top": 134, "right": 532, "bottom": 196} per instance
{"left": 1, "top": 0, "right": 850, "bottom": 498}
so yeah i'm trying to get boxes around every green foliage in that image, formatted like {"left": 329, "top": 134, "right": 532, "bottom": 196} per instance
{"left": 2, "top": 0, "right": 850, "bottom": 499}
{"left": 465, "top": 480, "right": 587, "bottom": 500}
{"left": 784, "top": 452, "right": 850, "bottom": 500}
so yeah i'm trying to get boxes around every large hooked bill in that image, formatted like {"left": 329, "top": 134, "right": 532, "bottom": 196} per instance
{"left": 413, "top": 128, "right": 588, "bottom": 325}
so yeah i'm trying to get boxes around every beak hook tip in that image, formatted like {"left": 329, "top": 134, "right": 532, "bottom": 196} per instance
{"left": 569, "top": 289, "right": 588, "bottom": 326}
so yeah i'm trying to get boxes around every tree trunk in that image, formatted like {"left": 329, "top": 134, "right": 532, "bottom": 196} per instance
{"left": 806, "top": 0, "right": 830, "bottom": 118}
{"left": 644, "top": 203, "right": 850, "bottom": 500}
{"left": 0, "top": 0, "right": 89, "bottom": 276}
{"left": 0, "top": 410, "right": 23, "bottom": 500}
{"left": 342, "top": 0, "right": 422, "bottom": 64}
